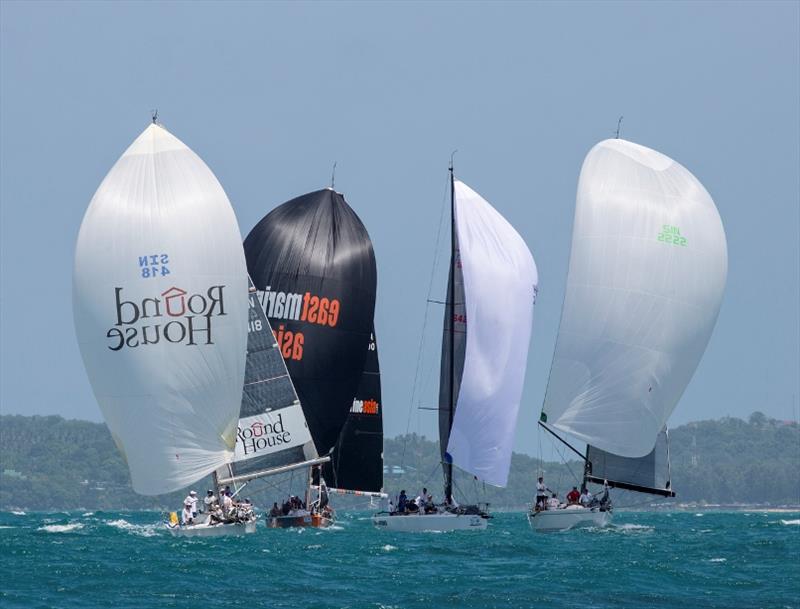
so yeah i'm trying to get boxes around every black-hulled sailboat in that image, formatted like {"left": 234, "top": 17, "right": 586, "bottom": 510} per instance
{"left": 373, "top": 164, "right": 538, "bottom": 532}
{"left": 530, "top": 138, "right": 727, "bottom": 532}
{"left": 244, "top": 187, "right": 385, "bottom": 527}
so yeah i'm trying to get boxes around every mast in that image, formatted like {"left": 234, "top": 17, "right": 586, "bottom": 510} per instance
{"left": 445, "top": 161, "right": 455, "bottom": 504}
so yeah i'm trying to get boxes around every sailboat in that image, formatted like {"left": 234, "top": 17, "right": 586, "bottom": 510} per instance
{"left": 373, "top": 164, "right": 538, "bottom": 532}
{"left": 72, "top": 121, "right": 254, "bottom": 535}
{"left": 244, "top": 187, "right": 385, "bottom": 526}
{"left": 529, "top": 138, "right": 728, "bottom": 532}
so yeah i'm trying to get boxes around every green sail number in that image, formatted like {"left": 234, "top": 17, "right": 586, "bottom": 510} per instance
{"left": 657, "top": 225, "right": 687, "bottom": 247}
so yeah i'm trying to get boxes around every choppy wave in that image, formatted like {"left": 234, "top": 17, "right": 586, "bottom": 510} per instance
{"left": 104, "top": 518, "right": 160, "bottom": 537}
{"left": 38, "top": 523, "right": 84, "bottom": 533}
{"left": 11, "top": 510, "right": 26, "bottom": 516}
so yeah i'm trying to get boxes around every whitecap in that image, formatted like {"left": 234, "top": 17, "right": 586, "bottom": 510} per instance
{"left": 82, "top": 512, "right": 95, "bottom": 517}
{"left": 615, "top": 523, "right": 653, "bottom": 531}
{"left": 382, "top": 544, "right": 398, "bottom": 552}
{"left": 39, "top": 523, "right": 84, "bottom": 533}
{"left": 779, "top": 519, "right": 800, "bottom": 526}
{"left": 709, "top": 558, "right": 727, "bottom": 563}
{"left": 306, "top": 544, "right": 322, "bottom": 550}
{"left": 11, "top": 510, "right": 26, "bottom": 516}
{"left": 0, "top": 525, "right": 16, "bottom": 529}
{"left": 105, "top": 519, "right": 159, "bottom": 537}
{"left": 694, "top": 513, "right": 704, "bottom": 517}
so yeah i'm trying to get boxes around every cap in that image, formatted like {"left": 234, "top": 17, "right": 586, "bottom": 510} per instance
{"left": 189, "top": 490, "right": 197, "bottom": 496}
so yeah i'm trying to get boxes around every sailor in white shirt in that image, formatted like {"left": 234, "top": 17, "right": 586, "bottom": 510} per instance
{"left": 415, "top": 488, "right": 429, "bottom": 512}
{"left": 203, "top": 490, "right": 217, "bottom": 512}
{"left": 181, "top": 502, "right": 194, "bottom": 525}
{"left": 184, "top": 490, "right": 199, "bottom": 517}
{"left": 535, "top": 477, "right": 549, "bottom": 510}
{"left": 546, "top": 493, "right": 560, "bottom": 510}
{"left": 221, "top": 491, "right": 234, "bottom": 515}
{"left": 579, "top": 487, "right": 593, "bottom": 507}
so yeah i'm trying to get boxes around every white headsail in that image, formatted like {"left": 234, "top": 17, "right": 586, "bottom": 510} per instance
{"left": 445, "top": 180, "right": 538, "bottom": 487}
{"left": 73, "top": 124, "right": 249, "bottom": 495}
{"left": 541, "top": 138, "right": 727, "bottom": 458}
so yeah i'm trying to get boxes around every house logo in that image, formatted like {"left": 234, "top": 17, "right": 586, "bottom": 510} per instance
{"left": 162, "top": 287, "right": 188, "bottom": 316}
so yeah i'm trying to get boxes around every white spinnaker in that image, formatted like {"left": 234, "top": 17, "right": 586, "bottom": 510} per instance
{"left": 446, "top": 180, "right": 538, "bottom": 487}
{"left": 542, "top": 139, "right": 727, "bottom": 457}
{"left": 73, "top": 124, "right": 249, "bottom": 495}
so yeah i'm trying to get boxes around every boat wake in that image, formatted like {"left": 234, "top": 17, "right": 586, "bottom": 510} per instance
{"left": 779, "top": 519, "right": 800, "bottom": 526}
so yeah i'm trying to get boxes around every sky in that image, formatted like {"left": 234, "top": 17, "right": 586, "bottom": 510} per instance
{"left": 1, "top": 1, "right": 798, "bottom": 458}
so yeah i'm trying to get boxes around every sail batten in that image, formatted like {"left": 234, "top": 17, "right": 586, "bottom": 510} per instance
{"left": 541, "top": 139, "right": 727, "bottom": 459}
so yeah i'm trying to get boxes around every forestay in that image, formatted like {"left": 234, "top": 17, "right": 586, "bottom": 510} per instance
{"left": 73, "top": 124, "right": 249, "bottom": 495}
{"left": 541, "top": 139, "right": 728, "bottom": 458}
{"left": 444, "top": 180, "right": 538, "bottom": 487}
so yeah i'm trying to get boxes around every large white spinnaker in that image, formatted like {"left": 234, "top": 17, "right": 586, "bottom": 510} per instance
{"left": 73, "top": 123, "right": 249, "bottom": 495}
{"left": 445, "top": 180, "right": 538, "bottom": 487}
{"left": 541, "top": 138, "right": 727, "bottom": 458}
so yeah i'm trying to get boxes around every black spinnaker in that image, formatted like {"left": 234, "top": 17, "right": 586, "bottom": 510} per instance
{"left": 321, "top": 326, "right": 384, "bottom": 492}
{"left": 244, "top": 189, "right": 381, "bottom": 488}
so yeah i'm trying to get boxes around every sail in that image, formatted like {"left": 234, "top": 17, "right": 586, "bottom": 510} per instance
{"left": 244, "top": 188, "right": 377, "bottom": 458}
{"left": 438, "top": 229, "right": 467, "bottom": 463}
{"left": 440, "top": 180, "right": 538, "bottom": 488}
{"left": 321, "top": 326, "right": 384, "bottom": 492}
{"left": 541, "top": 139, "right": 728, "bottom": 458}
{"left": 72, "top": 124, "right": 249, "bottom": 495}
{"left": 586, "top": 429, "right": 674, "bottom": 497}
{"left": 216, "top": 282, "right": 318, "bottom": 484}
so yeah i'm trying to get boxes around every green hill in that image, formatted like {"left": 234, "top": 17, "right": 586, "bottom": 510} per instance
{"left": 0, "top": 413, "right": 797, "bottom": 510}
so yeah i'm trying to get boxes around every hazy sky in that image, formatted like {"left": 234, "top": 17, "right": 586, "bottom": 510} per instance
{"left": 1, "top": 1, "right": 798, "bottom": 457}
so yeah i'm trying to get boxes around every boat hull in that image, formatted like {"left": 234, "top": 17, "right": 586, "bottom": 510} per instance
{"left": 527, "top": 506, "right": 611, "bottom": 532}
{"left": 267, "top": 513, "right": 334, "bottom": 529}
{"left": 166, "top": 519, "right": 257, "bottom": 537}
{"left": 372, "top": 512, "right": 489, "bottom": 532}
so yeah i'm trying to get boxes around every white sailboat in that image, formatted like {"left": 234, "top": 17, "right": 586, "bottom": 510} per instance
{"left": 374, "top": 164, "right": 538, "bottom": 532}
{"left": 530, "top": 137, "right": 727, "bottom": 532}
{"left": 73, "top": 120, "right": 255, "bottom": 536}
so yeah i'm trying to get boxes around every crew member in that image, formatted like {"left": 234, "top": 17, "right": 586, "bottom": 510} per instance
{"left": 184, "top": 490, "right": 199, "bottom": 517}
{"left": 566, "top": 486, "right": 580, "bottom": 504}
{"left": 535, "top": 477, "right": 549, "bottom": 510}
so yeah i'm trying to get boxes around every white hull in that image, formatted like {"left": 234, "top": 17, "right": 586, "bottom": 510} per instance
{"left": 372, "top": 512, "right": 489, "bottom": 532}
{"left": 166, "top": 518, "right": 257, "bottom": 537}
{"left": 528, "top": 506, "right": 611, "bottom": 532}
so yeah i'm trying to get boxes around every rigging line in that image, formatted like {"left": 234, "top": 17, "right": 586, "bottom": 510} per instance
{"left": 401, "top": 169, "right": 450, "bottom": 468}
{"left": 330, "top": 161, "right": 337, "bottom": 189}
{"left": 615, "top": 115, "right": 624, "bottom": 139}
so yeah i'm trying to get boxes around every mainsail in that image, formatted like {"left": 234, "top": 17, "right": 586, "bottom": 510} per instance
{"left": 541, "top": 138, "right": 728, "bottom": 460}
{"left": 73, "top": 123, "right": 249, "bottom": 495}
{"left": 321, "top": 326, "right": 384, "bottom": 492}
{"left": 244, "top": 188, "right": 379, "bottom": 467}
{"left": 439, "top": 179, "right": 538, "bottom": 489}
{"left": 215, "top": 281, "right": 320, "bottom": 486}
{"left": 585, "top": 429, "right": 674, "bottom": 497}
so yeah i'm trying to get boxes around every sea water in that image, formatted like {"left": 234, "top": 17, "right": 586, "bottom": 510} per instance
{"left": 1, "top": 510, "right": 798, "bottom": 609}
